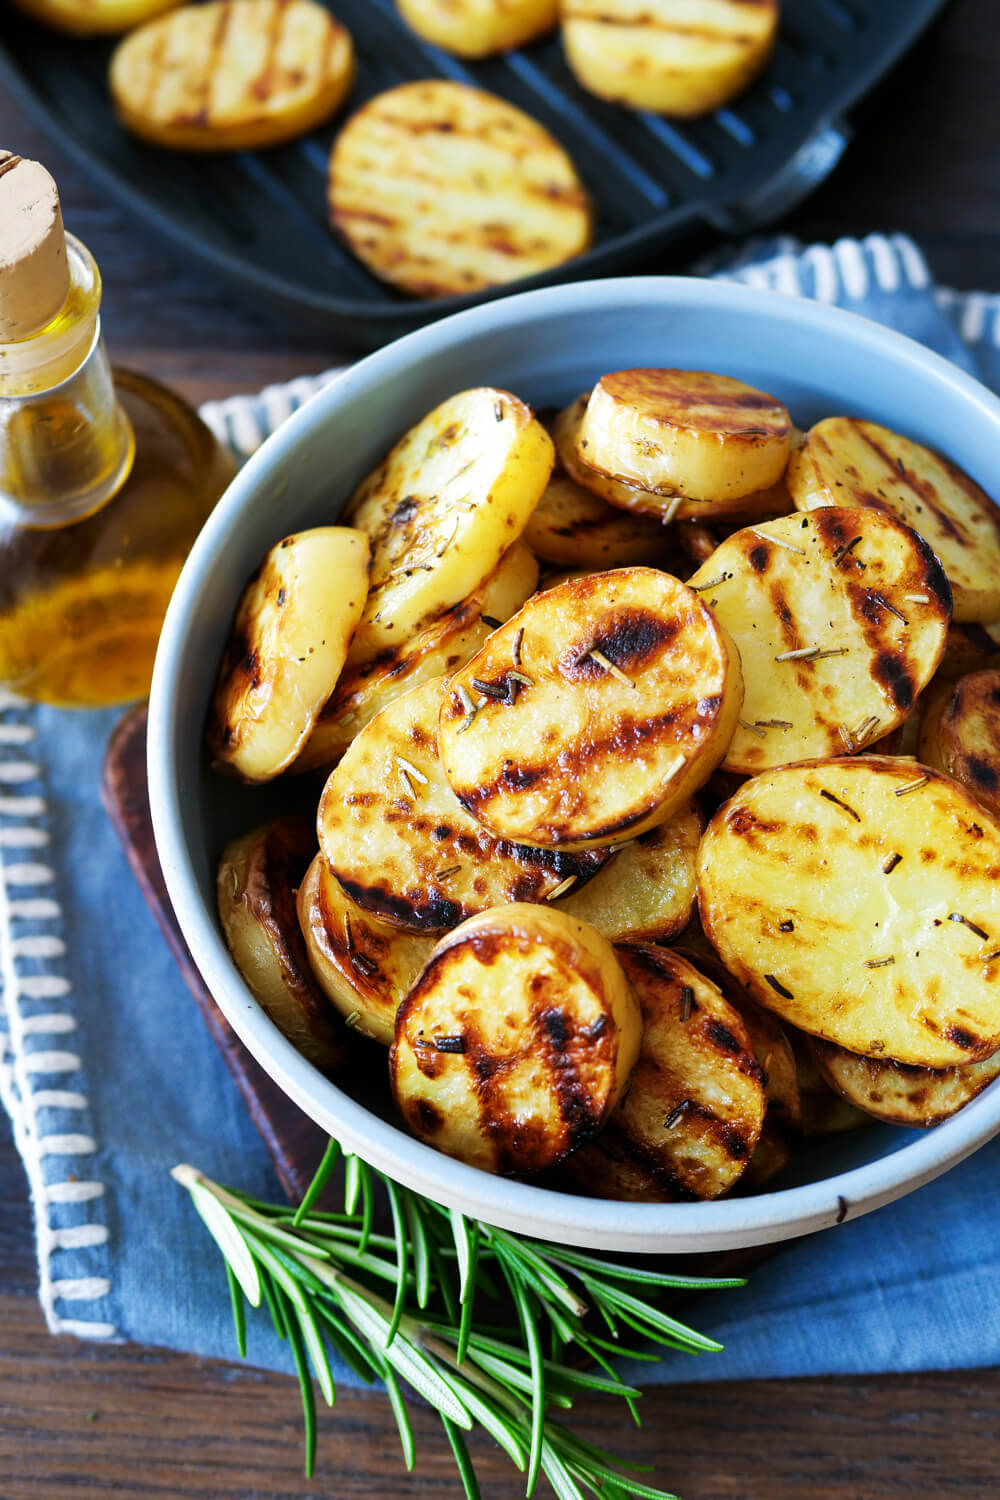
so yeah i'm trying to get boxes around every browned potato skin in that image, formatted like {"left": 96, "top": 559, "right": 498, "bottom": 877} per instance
{"left": 935, "top": 621, "right": 1000, "bottom": 681}
{"left": 563, "top": 945, "right": 766, "bottom": 1201}
{"left": 789, "top": 1031, "right": 870, "bottom": 1136}
{"left": 919, "top": 669, "right": 1000, "bottom": 818}
{"left": 522, "top": 463, "right": 674, "bottom": 569}
{"left": 809, "top": 1035, "right": 1000, "bottom": 1129}
{"left": 439, "top": 567, "right": 743, "bottom": 850}
{"left": 217, "top": 819, "right": 348, "bottom": 1073}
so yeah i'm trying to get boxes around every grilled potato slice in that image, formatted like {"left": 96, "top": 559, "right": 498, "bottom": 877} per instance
{"left": 936, "top": 621, "right": 1000, "bottom": 681}
{"left": 440, "top": 567, "right": 742, "bottom": 849}
{"left": 523, "top": 463, "right": 673, "bottom": 569}
{"left": 13, "top": 0, "right": 179, "bottom": 36}
{"left": 810, "top": 1036, "right": 1000, "bottom": 1129}
{"left": 294, "top": 542, "right": 538, "bottom": 773}
{"left": 788, "top": 1031, "right": 869, "bottom": 1136}
{"left": 562, "top": 0, "right": 778, "bottom": 117}
{"left": 698, "top": 756, "right": 1000, "bottom": 1068}
{"left": 218, "top": 820, "right": 348, "bottom": 1073}
{"left": 391, "top": 904, "right": 640, "bottom": 1174}
{"left": 564, "top": 946, "right": 765, "bottom": 1201}
{"left": 556, "top": 803, "right": 701, "bottom": 942}
{"left": 297, "top": 855, "right": 433, "bottom": 1046}
{"left": 788, "top": 418, "right": 1000, "bottom": 623}
{"left": 110, "top": 0, "right": 355, "bottom": 151}
{"left": 395, "top": 0, "right": 556, "bottom": 56}
{"left": 919, "top": 669, "right": 1000, "bottom": 817}
{"left": 689, "top": 508, "right": 952, "bottom": 774}
{"left": 345, "top": 388, "right": 552, "bottom": 659}
{"left": 575, "top": 370, "right": 791, "bottom": 505}
{"left": 206, "top": 527, "right": 370, "bottom": 783}
{"left": 318, "top": 677, "right": 609, "bottom": 934}
{"left": 328, "top": 81, "right": 591, "bottom": 298}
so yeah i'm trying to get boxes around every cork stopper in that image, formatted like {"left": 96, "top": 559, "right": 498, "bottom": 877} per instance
{"left": 0, "top": 151, "right": 71, "bottom": 341}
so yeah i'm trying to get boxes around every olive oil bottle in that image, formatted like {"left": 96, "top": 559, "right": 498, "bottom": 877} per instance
{"left": 0, "top": 152, "right": 236, "bottom": 707}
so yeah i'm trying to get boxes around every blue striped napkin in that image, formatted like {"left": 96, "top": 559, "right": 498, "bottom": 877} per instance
{"left": 3, "top": 234, "right": 1000, "bottom": 1383}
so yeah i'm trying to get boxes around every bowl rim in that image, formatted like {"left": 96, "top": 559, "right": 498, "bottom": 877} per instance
{"left": 148, "top": 273, "right": 1000, "bottom": 1253}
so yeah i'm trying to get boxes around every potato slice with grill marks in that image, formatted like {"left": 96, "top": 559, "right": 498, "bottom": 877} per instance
{"left": 788, "top": 418, "right": 1000, "bottom": 623}
{"left": 293, "top": 543, "right": 538, "bottom": 773}
{"left": 557, "top": 391, "right": 792, "bottom": 525}
{"left": 297, "top": 856, "right": 433, "bottom": 1047}
{"left": 698, "top": 756, "right": 1000, "bottom": 1068}
{"left": 328, "top": 81, "right": 591, "bottom": 299}
{"left": 317, "top": 677, "right": 609, "bottom": 934}
{"left": 689, "top": 508, "right": 952, "bottom": 774}
{"left": 919, "top": 669, "right": 1000, "bottom": 817}
{"left": 110, "top": 0, "right": 355, "bottom": 152}
{"left": 390, "top": 905, "right": 640, "bottom": 1174}
{"left": 206, "top": 526, "right": 370, "bottom": 783}
{"left": 556, "top": 803, "right": 701, "bottom": 942}
{"left": 809, "top": 1036, "right": 1000, "bottom": 1129}
{"left": 439, "top": 566, "right": 742, "bottom": 850}
{"left": 218, "top": 820, "right": 348, "bottom": 1073}
{"left": 394, "top": 0, "right": 557, "bottom": 57}
{"left": 562, "top": 0, "right": 778, "bottom": 118}
{"left": 790, "top": 1031, "right": 869, "bottom": 1136}
{"left": 575, "top": 370, "right": 791, "bottom": 504}
{"left": 523, "top": 463, "right": 673, "bottom": 569}
{"left": 935, "top": 621, "right": 1000, "bottom": 681}
{"left": 345, "top": 388, "right": 552, "bottom": 659}
{"left": 563, "top": 946, "right": 765, "bottom": 1202}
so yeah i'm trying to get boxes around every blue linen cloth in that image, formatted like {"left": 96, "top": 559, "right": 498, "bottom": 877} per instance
{"left": 3, "top": 234, "right": 1000, "bottom": 1384}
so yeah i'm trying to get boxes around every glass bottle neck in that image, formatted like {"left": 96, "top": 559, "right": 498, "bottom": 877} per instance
{"left": 0, "top": 235, "right": 135, "bottom": 529}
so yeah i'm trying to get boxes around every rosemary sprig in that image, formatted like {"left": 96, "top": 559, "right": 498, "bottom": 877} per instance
{"left": 173, "top": 1141, "right": 743, "bottom": 1497}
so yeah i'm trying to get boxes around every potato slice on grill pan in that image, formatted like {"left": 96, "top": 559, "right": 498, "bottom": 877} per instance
{"left": 688, "top": 507, "right": 951, "bottom": 774}
{"left": 206, "top": 526, "right": 370, "bottom": 783}
{"left": 328, "top": 81, "right": 592, "bottom": 298}
{"left": 293, "top": 542, "right": 538, "bottom": 773}
{"left": 809, "top": 1036, "right": 1000, "bottom": 1130}
{"left": 297, "top": 856, "right": 433, "bottom": 1047}
{"left": 555, "top": 803, "right": 702, "bottom": 943}
{"left": 394, "top": 0, "right": 557, "bottom": 57}
{"left": 15, "top": 0, "right": 180, "bottom": 36}
{"left": 919, "top": 669, "right": 1000, "bottom": 818}
{"left": 391, "top": 905, "right": 641, "bottom": 1174}
{"left": 439, "top": 566, "right": 742, "bottom": 850}
{"left": 575, "top": 370, "right": 792, "bottom": 505}
{"left": 110, "top": 0, "right": 355, "bottom": 151}
{"left": 218, "top": 820, "right": 348, "bottom": 1073}
{"left": 317, "top": 677, "right": 609, "bottom": 935}
{"left": 345, "top": 388, "right": 552, "bottom": 659}
{"left": 788, "top": 418, "right": 1000, "bottom": 623}
{"left": 698, "top": 756, "right": 1000, "bottom": 1068}
{"left": 562, "top": 0, "right": 778, "bottom": 118}
{"left": 563, "top": 946, "right": 765, "bottom": 1202}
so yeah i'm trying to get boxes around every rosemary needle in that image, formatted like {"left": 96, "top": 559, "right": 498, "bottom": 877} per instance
{"left": 173, "top": 1144, "right": 737, "bottom": 1497}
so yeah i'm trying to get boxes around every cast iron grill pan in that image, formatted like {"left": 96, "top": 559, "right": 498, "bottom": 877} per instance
{"left": 0, "top": 0, "right": 945, "bottom": 349}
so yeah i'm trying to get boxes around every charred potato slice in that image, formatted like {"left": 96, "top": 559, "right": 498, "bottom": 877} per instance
{"left": 439, "top": 567, "right": 743, "bottom": 849}
{"left": 206, "top": 527, "right": 370, "bottom": 783}
{"left": 294, "top": 542, "right": 538, "bottom": 773}
{"left": 689, "top": 508, "right": 951, "bottom": 774}
{"left": 788, "top": 418, "right": 1000, "bottom": 623}
{"left": 810, "top": 1036, "right": 1000, "bottom": 1129}
{"left": 297, "top": 855, "right": 433, "bottom": 1046}
{"left": 345, "top": 388, "right": 552, "bottom": 658}
{"left": 328, "top": 81, "right": 591, "bottom": 298}
{"left": 391, "top": 905, "right": 641, "bottom": 1174}
{"left": 317, "top": 677, "right": 609, "bottom": 935}
{"left": 218, "top": 820, "right": 348, "bottom": 1072}
{"left": 919, "top": 669, "right": 1000, "bottom": 817}
{"left": 562, "top": 0, "right": 778, "bottom": 117}
{"left": 556, "top": 803, "right": 702, "bottom": 942}
{"left": 789, "top": 1031, "right": 869, "bottom": 1136}
{"left": 110, "top": 0, "right": 355, "bottom": 151}
{"left": 576, "top": 370, "right": 791, "bottom": 504}
{"left": 14, "top": 0, "right": 179, "bottom": 35}
{"left": 698, "top": 756, "right": 1000, "bottom": 1068}
{"left": 564, "top": 946, "right": 765, "bottom": 1201}
{"left": 523, "top": 463, "right": 673, "bottom": 569}
{"left": 935, "top": 621, "right": 1000, "bottom": 681}
{"left": 395, "top": 0, "right": 557, "bottom": 56}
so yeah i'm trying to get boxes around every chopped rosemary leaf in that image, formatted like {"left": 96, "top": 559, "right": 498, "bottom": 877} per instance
{"left": 882, "top": 852, "right": 902, "bottom": 874}
{"left": 752, "top": 529, "right": 805, "bottom": 556}
{"left": 589, "top": 649, "right": 635, "bottom": 688}
{"left": 949, "top": 912, "right": 990, "bottom": 941}
{"left": 863, "top": 956, "right": 895, "bottom": 970}
{"left": 895, "top": 775, "right": 929, "bottom": 796}
{"left": 739, "top": 719, "right": 766, "bottom": 738}
{"left": 545, "top": 875, "right": 578, "bottom": 901}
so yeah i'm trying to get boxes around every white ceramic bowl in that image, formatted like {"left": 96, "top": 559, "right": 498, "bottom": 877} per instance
{"left": 148, "top": 276, "right": 1000, "bottom": 1253}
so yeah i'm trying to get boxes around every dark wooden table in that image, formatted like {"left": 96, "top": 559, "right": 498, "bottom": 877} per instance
{"left": 3, "top": 4, "right": 1000, "bottom": 1494}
